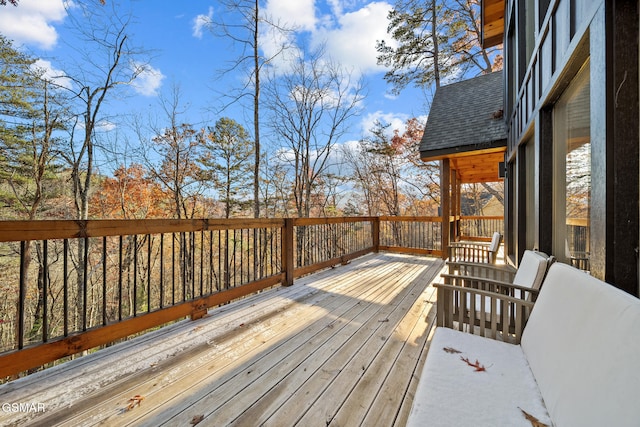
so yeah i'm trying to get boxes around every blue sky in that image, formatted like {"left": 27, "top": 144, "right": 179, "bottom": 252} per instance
{"left": 0, "top": 0, "right": 431, "bottom": 165}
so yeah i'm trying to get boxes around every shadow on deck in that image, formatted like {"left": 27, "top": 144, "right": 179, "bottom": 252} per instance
{"left": 0, "top": 252, "right": 444, "bottom": 427}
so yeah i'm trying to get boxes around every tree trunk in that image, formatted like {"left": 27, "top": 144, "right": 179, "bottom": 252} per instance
{"left": 253, "top": 0, "right": 261, "bottom": 219}
{"left": 431, "top": 0, "right": 441, "bottom": 88}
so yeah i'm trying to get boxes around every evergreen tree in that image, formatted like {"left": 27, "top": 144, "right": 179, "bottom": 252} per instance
{"left": 199, "top": 117, "right": 253, "bottom": 218}
{"left": 0, "top": 35, "right": 66, "bottom": 220}
{"left": 376, "top": 0, "right": 499, "bottom": 94}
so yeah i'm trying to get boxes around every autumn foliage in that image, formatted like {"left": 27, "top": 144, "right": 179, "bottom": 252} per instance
{"left": 90, "top": 164, "right": 171, "bottom": 219}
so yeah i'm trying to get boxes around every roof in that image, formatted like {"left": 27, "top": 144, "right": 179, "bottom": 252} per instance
{"left": 419, "top": 71, "right": 507, "bottom": 161}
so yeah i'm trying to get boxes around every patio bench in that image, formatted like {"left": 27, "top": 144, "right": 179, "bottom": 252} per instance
{"left": 407, "top": 262, "right": 640, "bottom": 427}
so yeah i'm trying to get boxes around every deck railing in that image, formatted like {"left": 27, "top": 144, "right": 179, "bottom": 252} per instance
{"left": 0, "top": 216, "right": 444, "bottom": 378}
{"left": 459, "top": 215, "right": 504, "bottom": 241}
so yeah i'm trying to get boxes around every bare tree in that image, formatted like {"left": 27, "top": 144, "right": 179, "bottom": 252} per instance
{"left": 342, "top": 142, "right": 384, "bottom": 216}
{"left": 260, "top": 154, "right": 291, "bottom": 217}
{"left": 54, "top": 0, "right": 147, "bottom": 332}
{"left": 345, "top": 121, "right": 403, "bottom": 217}
{"left": 208, "top": 0, "right": 294, "bottom": 218}
{"left": 59, "top": 1, "right": 146, "bottom": 221}
{"left": 143, "top": 85, "right": 206, "bottom": 220}
{"left": 265, "top": 47, "right": 365, "bottom": 218}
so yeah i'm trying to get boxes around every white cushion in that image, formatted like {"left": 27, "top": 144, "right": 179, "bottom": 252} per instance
{"left": 465, "top": 250, "right": 549, "bottom": 313}
{"left": 512, "top": 250, "right": 549, "bottom": 290}
{"left": 521, "top": 263, "right": 640, "bottom": 427}
{"left": 488, "top": 232, "right": 501, "bottom": 252}
{"left": 408, "top": 328, "right": 550, "bottom": 427}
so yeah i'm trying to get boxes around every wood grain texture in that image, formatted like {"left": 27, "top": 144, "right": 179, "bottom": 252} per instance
{"left": 0, "top": 253, "right": 444, "bottom": 427}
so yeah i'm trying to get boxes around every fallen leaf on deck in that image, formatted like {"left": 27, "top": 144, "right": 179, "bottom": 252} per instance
{"left": 190, "top": 414, "right": 205, "bottom": 425}
{"left": 443, "top": 347, "right": 462, "bottom": 354}
{"left": 126, "top": 395, "right": 144, "bottom": 411}
{"left": 460, "top": 356, "right": 486, "bottom": 372}
{"left": 519, "top": 408, "right": 549, "bottom": 427}
{"left": 378, "top": 318, "right": 389, "bottom": 322}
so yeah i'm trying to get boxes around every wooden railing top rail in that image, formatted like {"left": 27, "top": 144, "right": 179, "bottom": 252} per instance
{"left": 566, "top": 217, "right": 588, "bottom": 227}
{"left": 292, "top": 216, "right": 377, "bottom": 226}
{"left": 0, "top": 215, "right": 456, "bottom": 378}
{"left": 460, "top": 215, "right": 505, "bottom": 220}
{"left": 0, "top": 216, "right": 450, "bottom": 243}
{"left": 0, "top": 218, "right": 286, "bottom": 243}
{"left": 378, "top": 215, "right": 440, "bottom": 222}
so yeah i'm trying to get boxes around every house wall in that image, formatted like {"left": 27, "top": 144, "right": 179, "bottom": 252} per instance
{"left": 503, "top": 0, "right": 639, "bottom": 295}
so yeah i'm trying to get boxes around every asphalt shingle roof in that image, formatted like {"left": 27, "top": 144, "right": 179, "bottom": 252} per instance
{"left": 419, "top": 71, "right": 507, "bottom": 159}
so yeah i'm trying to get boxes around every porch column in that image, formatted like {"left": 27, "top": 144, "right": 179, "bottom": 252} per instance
{"left": 451, "top": 167, "right": 461, "bottom": 241}
{"left": 441, "top": 159, "right": 451, "bottom": 259}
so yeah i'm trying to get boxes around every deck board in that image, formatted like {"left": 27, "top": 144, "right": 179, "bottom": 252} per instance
{"left": 0, "top": 252, "right": 443, "bottom": 427}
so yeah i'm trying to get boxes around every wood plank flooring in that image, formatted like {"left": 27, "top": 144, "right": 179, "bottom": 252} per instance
{"left": 0, "top": 252, "right": 444, "bottom": 427}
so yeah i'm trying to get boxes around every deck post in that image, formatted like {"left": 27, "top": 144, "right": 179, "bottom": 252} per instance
{"left": 282, "top": 218, "right": 295, "bottom": 286}
{"left": 441, "top": 159, "right": 451, "bottom": 259}
{"left": 372, "top": 217, "right": 380, "bottom": 252}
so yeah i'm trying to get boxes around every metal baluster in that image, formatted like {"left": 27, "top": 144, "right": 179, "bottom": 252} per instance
{"left": 64, "top": 239, "right": 69, "bottom": 336}
{"left": 83, "top": 237, "right": 88, "bottom": 331}
{"left": 118, "top": 236, "right": 123, "bottom": 321}
{"left": 133, "top": 235, "right": 138, "bottom": 316}
{"left": 42, "top": 240, "right": 48, "bottom": 342}
{"left": 147, "top": 235, "right": 151, "bottom": 312}
{"left": 102, "top": 236, "right": 107, "bottom": 326}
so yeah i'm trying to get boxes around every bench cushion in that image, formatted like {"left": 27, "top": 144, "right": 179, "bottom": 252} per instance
{"left": 521, "top": 263, "right": 640, "bottom": 427}
{"left": 512, "top": 250, "right": 550, "bottom": 290}
{"left": 408, "top": 327, "right": 550, "bottom": 427}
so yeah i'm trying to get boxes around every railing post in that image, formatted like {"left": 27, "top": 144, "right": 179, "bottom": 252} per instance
{"left": 282, "top": 218, "right": 295, "bottom": 286}
{"left": 441, "top": 159, "right": 451, "bottom": 259}
{"left": 372, "top": 217, "right": 380, "bottom": 253}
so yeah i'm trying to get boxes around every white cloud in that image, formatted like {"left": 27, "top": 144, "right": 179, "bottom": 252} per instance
{"left": 258, "top": 0, "right": 315, "bottom": 76}
{"left": 361, "top": 110, "right": 409, "bottom": 135}
{"left": 72, "top": 118, "right": 115, "bottom": 133}
{"left": 261, "top": 1, "right": 393, "bottom": 79}
{"left": 32, "top": 59, "right": 73, "bottom": 90}
{"left": 360, "top": 111, "right": 429, "bottom": 138}
{"left": 193, "top": 6, "right": 213, "bottom": 39}
{"left": 96, "top": 120, "right": 116, "bottom": 132}
{"left": 130, "top": 62, "right": 165, "bottom": 97}
{"left": 264, "top": 0, "right": 316, "bottom": 32}
{"left": 311, "top": 2, "right": 392, "bottom": 74}
{"left": 0, "top": 0, "right": 67, "bottom": 50}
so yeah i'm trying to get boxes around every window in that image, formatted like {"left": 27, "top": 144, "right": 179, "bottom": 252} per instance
{"left": 518, "top": 0, "right": 536, "bottom": 85}
{"left": 552, "top": 60, "right": 590, "bottom": 269}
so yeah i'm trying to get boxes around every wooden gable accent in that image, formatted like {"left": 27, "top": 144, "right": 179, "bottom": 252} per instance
{"left": 482, "top": 0, "right": 505, "bottom": 48}
{"left": 450, "top": 150, "right": 506, "bottom": 183}
{"left": 423, "top": 148, "right": 506, "bottom": 184}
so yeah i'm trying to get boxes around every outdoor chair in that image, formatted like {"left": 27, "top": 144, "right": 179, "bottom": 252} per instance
{"left": 447, "top": 231, "right": 502, "bottom": 264}
{"left": 446, "top": 258, "right": 517, "bottom": 282}
{"left": 438, "top": 250, "right": 554, "bottom": 339}
{"left": 566, "top": 239, "right": 590, "bottom": 271}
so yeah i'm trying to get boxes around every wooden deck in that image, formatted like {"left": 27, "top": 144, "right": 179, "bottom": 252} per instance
{"left": 0, "top": 253, "right": 444, "bottom": 427}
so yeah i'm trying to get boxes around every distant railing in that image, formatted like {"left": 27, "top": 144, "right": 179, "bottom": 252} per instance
{"left": 459, "top": 216, "right": 504, "bottom": 242}
{"left": 379, "top": 216, "right": 441, "bottom": 254}
{"left": 566, "top": 218, "right": 590, "bottom": 271}
{"left": 0, "top": 216, "right": 442, "bottom": 378}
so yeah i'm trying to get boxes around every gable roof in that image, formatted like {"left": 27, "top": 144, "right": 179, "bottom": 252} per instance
{"left": 419, "top": 71, "right": 506, "bottom": 161}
